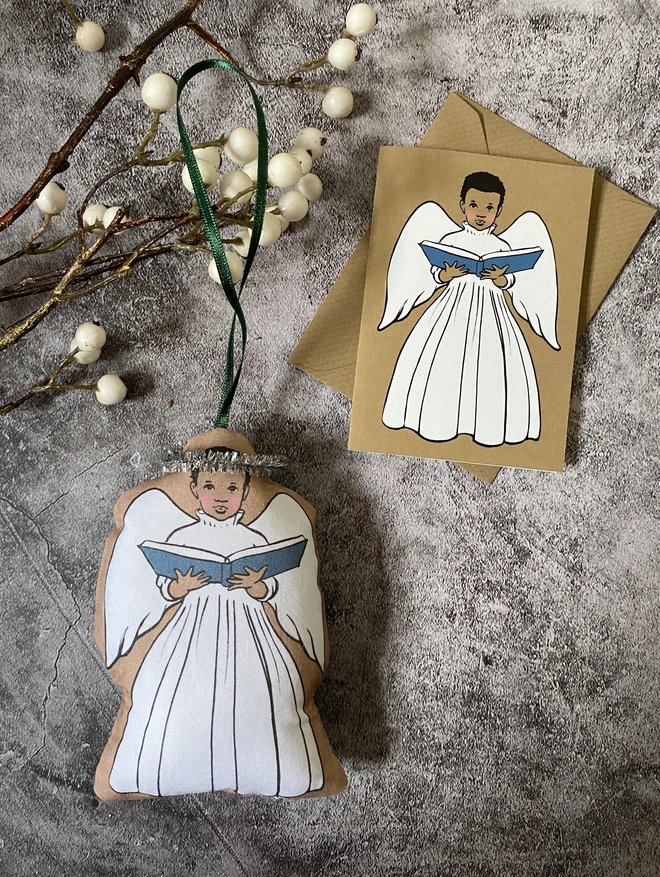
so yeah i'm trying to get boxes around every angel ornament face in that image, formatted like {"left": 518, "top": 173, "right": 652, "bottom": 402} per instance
{"left": 380, "top": 171, "right": 559, "bottom": 448}
{"left": 94, "top": 428, "right": 346, "bottom": 800}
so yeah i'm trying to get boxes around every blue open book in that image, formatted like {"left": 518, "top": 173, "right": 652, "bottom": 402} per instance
{"left": 139, "top": 535, "right": 307, "bottom": 587}
{"left": 419, "top": 241, "right": 542, "bottom": 276}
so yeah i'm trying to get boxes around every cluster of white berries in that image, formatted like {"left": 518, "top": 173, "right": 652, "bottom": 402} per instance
{"left": 137, "top": 69, "right": 329, "bottom": 284}
{"left": 321, "top": 3, "right": 378, "bottom": 119}
{"left": 208, "top": 125, "right": 327, "bottom": 281}
{"left": 70, "top": 322, "right": 127, "bottom": 405}
{"left": 32, "top": 4, "right": 377, "bottom": 411}
{"left": 34, "top": 182, "right": 125, "bottom": 233}
{"left": 81, "top": 203, "right": 126, "bottom": 229}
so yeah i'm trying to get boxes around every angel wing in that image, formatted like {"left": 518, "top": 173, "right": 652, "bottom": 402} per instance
{"left": 103, "top": 488, "right": 195, "bottom": 668}
{"left": 500, "top": 211, "right": 560, "bottom": 350}
{"left": 379, "top": 201, "right": 461, "bottom": 330}
{"left": 251, "top": 493, "right": 325, "bottom": 671}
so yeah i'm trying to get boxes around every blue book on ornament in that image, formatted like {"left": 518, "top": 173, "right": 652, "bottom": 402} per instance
{"left": 139, "top": 535, "right": 307, "bottom": 587}
{"left": 419, "top": 241, "right": 543, "bottom": 276}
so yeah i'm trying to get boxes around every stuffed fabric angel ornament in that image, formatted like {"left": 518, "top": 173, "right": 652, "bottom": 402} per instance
{"left": 95, "top": 429, "right": 346, "bottom": 799}
{"left": 94, "top": 60, "right": 346, "bottom": 799}
{"left": 380, "top": 172, "right": 559, "bottom": 447}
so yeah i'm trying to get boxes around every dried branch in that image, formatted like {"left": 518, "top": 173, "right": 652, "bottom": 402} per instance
{"left": 187, "top": 21, "right": 329, "bottom": 91}
{"left": 0, "top": 209, "right": 127, "bottom": 350}
{"left": 0, "top": 349, "right": 97, "bottom": 416}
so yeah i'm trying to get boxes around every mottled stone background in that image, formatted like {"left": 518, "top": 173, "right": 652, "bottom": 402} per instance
{"left": 0, "top": 0, "right": 659, "bottom": 874}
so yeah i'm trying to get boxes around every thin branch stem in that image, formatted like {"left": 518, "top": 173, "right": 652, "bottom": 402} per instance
{"left": 186, "top": 21, "right": 328, "bottom": 91}
{"left": 0, "top": 209, "right": 126, "bottom": 350}
{"left": 0, "top": 348, "right": 92, "bottom": 416}
{"left": 134, "top": 110, "right": 163, "bottom": 158}
{"left": 61, "top": 0, "right": 82, "bottom": 29}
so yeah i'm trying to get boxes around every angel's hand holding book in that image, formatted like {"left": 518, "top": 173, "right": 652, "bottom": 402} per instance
{"left": 169, "top": 566, "right": 211, "bottom": 600}
{"left": 435, "top": 260, "right": 468, "bottom": 284}
{"left": 227, "top": 565, "right": 269, "bottom": 600}
{"left": 480, "top": 263, "right": 509, "bottom": 288}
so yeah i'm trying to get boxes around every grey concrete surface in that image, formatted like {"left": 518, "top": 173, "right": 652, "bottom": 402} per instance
{"left": 0, "top": 0, "right": 659, "bottom": 875}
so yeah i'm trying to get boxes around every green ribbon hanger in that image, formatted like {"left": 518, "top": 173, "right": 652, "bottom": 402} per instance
{"left": 176, "top": 59, "right": 268, "bottom": 429}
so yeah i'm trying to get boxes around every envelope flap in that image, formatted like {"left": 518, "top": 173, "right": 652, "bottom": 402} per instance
{"left": 579, "top": 177, "right": 656, "bottom": 332}
{"left": 459, "top": 94, "right": 577, "bottom": 165}
{"left": 419, "top": 92, "right": 488, "bottom": 154}
{"left": 289, "top": 231, "right": 370, "bottom": 377}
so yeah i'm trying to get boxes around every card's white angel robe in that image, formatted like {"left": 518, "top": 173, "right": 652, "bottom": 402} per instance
{"left": 380, "top": 204, "right": 559, "bottom": 447}
{"left": 104, "top": 489, "right": 324, "bottom": 798}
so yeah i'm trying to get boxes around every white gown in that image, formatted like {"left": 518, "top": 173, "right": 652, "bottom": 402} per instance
{"left": 109, "top": 510, "right": 323, "bottom": 797}
{"left": 382, "top": 222, "right": 540, "bottom": 446}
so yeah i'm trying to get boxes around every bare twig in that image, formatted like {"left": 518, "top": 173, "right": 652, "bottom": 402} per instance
{"left": 0, "top": 209, "right": 126, "bottom": 350}
{"left": 0, "top": 348, "right": 97, "bottom": 416}
{"left": 187, "top": 20, "right": 328, "bottom": 91}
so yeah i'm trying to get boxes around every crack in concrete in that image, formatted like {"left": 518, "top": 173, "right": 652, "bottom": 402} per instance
{"left": 30, "top": 587, "right": 84, "bottom": 769}
{"left": 34, "top": 445, "right": 127, "bottom": 519}
{"left": 191, "top": 797, "right": 253, "bottom": 877}
{"left": 0, "top": 496, "right": 113, "bottom": 777}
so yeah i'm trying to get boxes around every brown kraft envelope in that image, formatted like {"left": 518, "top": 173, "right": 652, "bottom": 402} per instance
{"left": 289, "top": 92, "right": 656, "bottom": 484}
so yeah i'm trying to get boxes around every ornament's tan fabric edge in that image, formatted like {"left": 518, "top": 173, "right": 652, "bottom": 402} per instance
{"left": 94, "top": 428, "right": 347, "bottom": 801}
{"left": 288, "top": 91, "right": 656, "bottom": 484}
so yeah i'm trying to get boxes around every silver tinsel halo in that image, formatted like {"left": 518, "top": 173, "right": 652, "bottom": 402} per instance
{"left": 158, "top": 444, "right": 289, "bottom": 479}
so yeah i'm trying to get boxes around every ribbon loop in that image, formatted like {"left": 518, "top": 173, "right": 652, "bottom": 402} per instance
{"left": 176, "top": 60, "right": 268, "bottom": 428}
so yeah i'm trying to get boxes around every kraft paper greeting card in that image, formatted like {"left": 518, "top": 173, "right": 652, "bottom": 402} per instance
{"left": 348, "top": 147, "right": 595, "bottom": 472}
{"left": 289, "top": 92, "right": 656, "bottom": 484}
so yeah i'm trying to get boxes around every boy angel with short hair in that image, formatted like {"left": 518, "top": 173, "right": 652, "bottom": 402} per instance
{"left": 380, "top": 171, "right": 559, "bottom": 448}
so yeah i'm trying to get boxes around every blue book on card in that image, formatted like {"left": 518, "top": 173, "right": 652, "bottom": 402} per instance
{"left": 139, "top": 535, "right": 307, "bottom": 587}
{"left": 419, "top": 241, "right": 542, "bottom": 276}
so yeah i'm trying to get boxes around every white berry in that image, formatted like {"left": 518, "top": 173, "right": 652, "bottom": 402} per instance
{"left": 95, "top": 374, "right": 127, "bottom": 406}
{"left": 322, "top": 86, "right": 354, "bottom": 118}
{"left": 224, "top": 128, "right": 259, "bottom": 165}
{"left": 193, "top": 146, "right": 221, "bottom": 169}
{"left": 82, "top": 203, "right": 107, "bottom": 229}
{"left": 294, "top": 127, "right": 327, "bottom": 160}
{"left": 256, "top": 211, "right": 282, "bottom": 246}
{"left": 289, "top": 147, "right": 313, "bottom": 176}
{"left": 74, "top": 21, "right": 105, "bottom": 52}
{"left": 345, "top": 3, "right": 377, "bottom": 37}
{"left": 268, "top": 153, "right": 302, "bottom": 188}
{"left": 233, "top": 229, "right": 251, "bottom": 258}
{"left": 102, "top": 205, "right": 125, "bottom": 228}
{"left": 69, "top": 338, "right": 101, "bottom": 364}
{"left": 328, "top": 38, "right": 359, "bottom": 70}
{"left": 36, "top": 181, "right": 68, "bottom": 216}
{"left": 242, "top": 158, "right": 260, "bottom": 183}
{"left": 295, "top": 173, "right": 323, "bottom": 202}
{"left": 219, "top": 169, "right": 253, "bottom": 205}
{"left": 182, "top": 159, "right": 218, "bottom": 193}
{"left": 267, "top": 204, "right": 289, "bottom": 232}
{"left": 75, "top": 321, "right": 106, "bottom": 351}
{"left": 141, "top": 73, "right": 177, "bottom": 113}
{"left": 208, "top": 251, "right": 244, "bottom": 286}
{"left": 278, "top": 190, "right": 309, "bottom": 222}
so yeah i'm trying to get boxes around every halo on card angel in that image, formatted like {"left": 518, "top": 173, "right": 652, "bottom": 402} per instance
{"left": 379, "top": 172, "right": 560, "bottom": 448}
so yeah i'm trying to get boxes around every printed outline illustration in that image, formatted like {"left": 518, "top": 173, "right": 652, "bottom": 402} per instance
{"left": 378, "top": 172, "right": 560, "bottom": 448}
{"left": 101, "top": 450, "right": 325, "bottom": 798}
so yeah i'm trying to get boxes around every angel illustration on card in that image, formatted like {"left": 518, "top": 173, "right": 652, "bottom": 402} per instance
{"left": 379, "top": 171, "right": 560, "bottom": 447}
{"left": 100, "top": 448, "right": 326, "bottom": 798}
